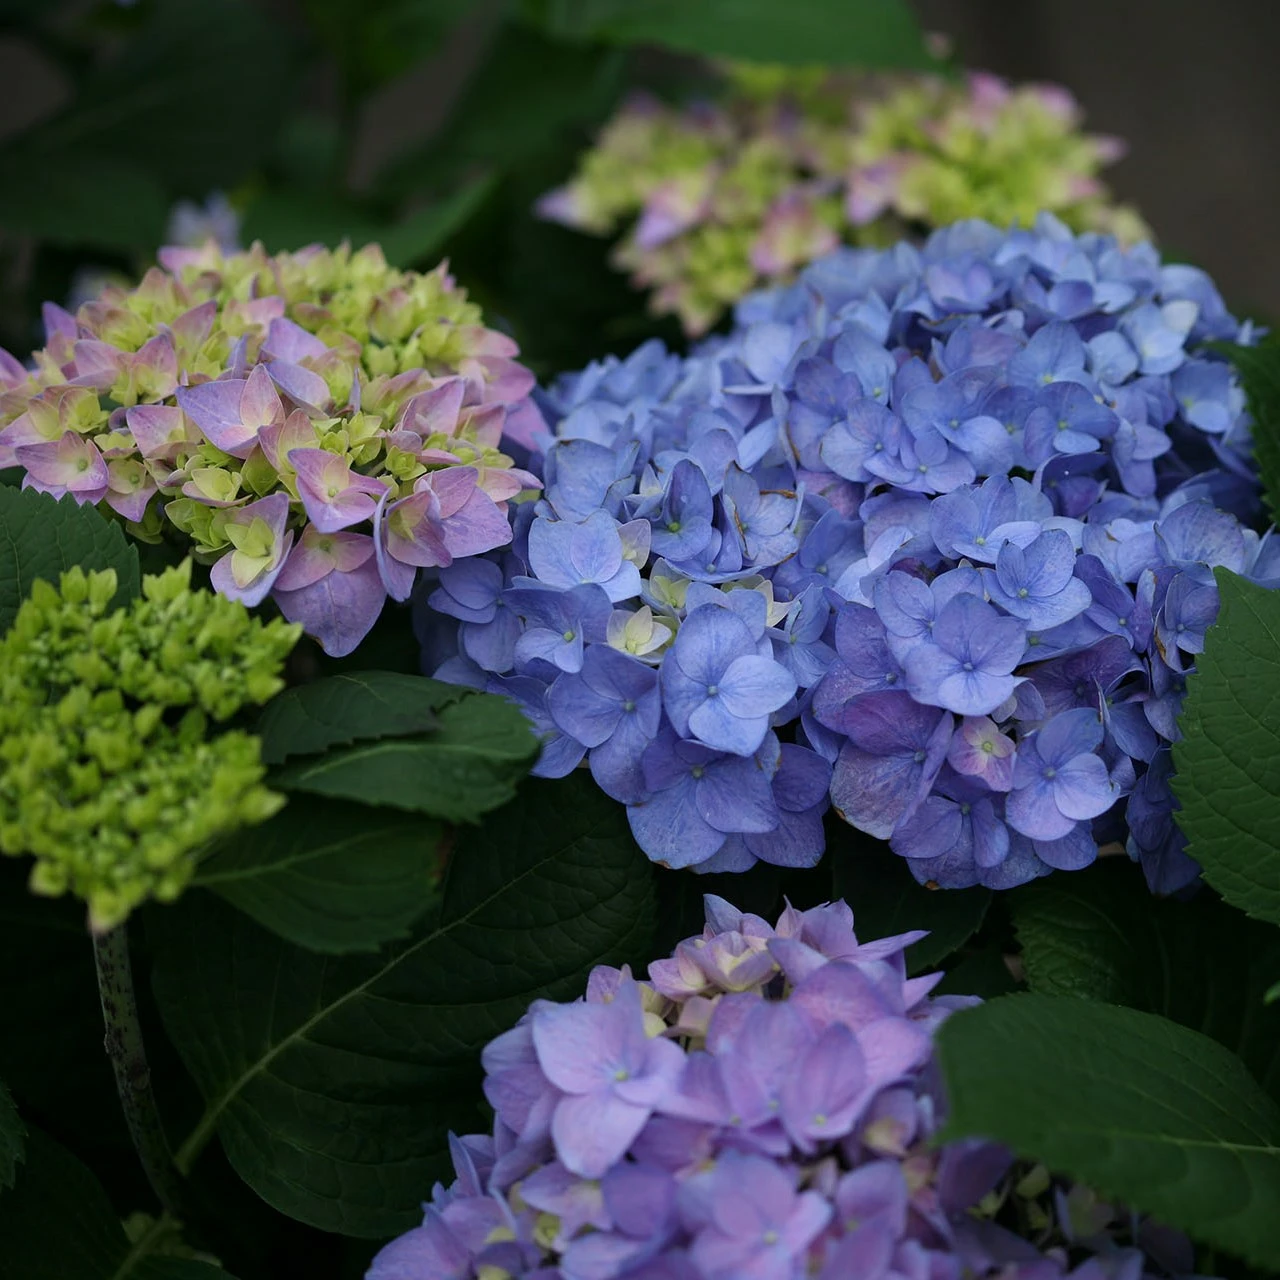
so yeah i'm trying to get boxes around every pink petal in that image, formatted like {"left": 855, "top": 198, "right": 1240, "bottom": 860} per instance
{"left": 169, "top": 300, "right": 218, "bottom": 352}
{"left": 273, "top": 554, "right": 386, "bottom": 657}
{"left": 275, "top": 527, "right": 375, "bottom": 592}
{"left": 262, "top": 316, "right": 329, "bottom": 364}
{"left": 0, "top": 413, "right": 47, "bottom": 451}
{"left": 105, "top": 484, "right": 157, "bottom": 522}
{"left": 417, "top": 466, "right": 478, "bottom": 519}
{"left": 290, "top": 448, "right": 382, "bottom": 533}
{"left": 131, "top": 333, "right": 178, "bottom": 398}
{"left": 42, "top": 302, "right": 78, "bottom": 343}
{"left": 460, "top": 402, "right": 506, "bottom": 449}
{"left": 16, "top": 430, "right": 109, "bottom": 492}
{"left": 475, "top": 356, "right": 536, "bottom": 404}
{"left": 125, "top": 405, "right": 190, "bottom": 459}
{"left": 439, "top": 487, "right": 513, "bottom": 559}
{"left": 258, "top": 409, "right": 317, "bottom": 473}
{"left": 69, "top": 340, "right": 123, "bottom": 390}
{"left": 502, "top": 398, "right": 551, "bottom": 453}
{"left": 267, "top": 360, "right": 330, "bottom": 413}
{"left": 400, "top": 380, "right": 467, "bottom": 437}
{"left": 240, "top": 363, "right": 285, "bottom": 432}
{"left": 177, "top": 378, "right": 257, "bottom": 455}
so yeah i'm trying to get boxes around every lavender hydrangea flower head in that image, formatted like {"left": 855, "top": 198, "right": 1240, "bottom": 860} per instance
{"left": 0, "top": 242, "right": 543, "bottom": 656}
{"left": 538, "top": 64, "right": 1147, "bottom": 335}
{"left": 418, "top": 214, "right": 1270, "bottom": 893}
{"left": 368, "top": 895, "right": 1214, "bottom": 1280}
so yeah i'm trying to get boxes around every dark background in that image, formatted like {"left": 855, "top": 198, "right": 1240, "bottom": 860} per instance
{"left": 3, "top": 0, "right": 1279, "bottom": 345}
{"left": 915, "top": 0, "right": 1280, "bottom": 323}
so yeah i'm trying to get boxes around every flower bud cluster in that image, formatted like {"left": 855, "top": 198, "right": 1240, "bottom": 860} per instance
{"left": 0, "top": 562, "right": 299, "bottom": 929}
{"left": 370, "top": 895, "right": 1208, "bottom": 1280}
{"left": 538, "top": 66, "right": 1147, "bottom": 335}
{"left": 418, "top": 215, "right": 1271, "bottom": 892}
{"left": 0, "top": 242, "right": 543, "bottom": 656}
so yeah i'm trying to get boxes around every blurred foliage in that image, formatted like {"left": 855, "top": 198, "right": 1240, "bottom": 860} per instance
{"left": 0, "top": 0, "right": 934, "bottom": 371}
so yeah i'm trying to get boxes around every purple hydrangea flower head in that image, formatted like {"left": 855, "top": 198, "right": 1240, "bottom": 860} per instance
{"left": 370, "top": 895, "right": 1212, "bottom": 1279}
{"left": 416, "top": 215, "right": 1271, "bottom": 891}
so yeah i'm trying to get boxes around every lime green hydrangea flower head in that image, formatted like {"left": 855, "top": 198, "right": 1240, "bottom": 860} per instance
{"left": 0, "top": 242, "right": 544, "bottom": 659}
{"left": 538, "top": 66, "right": 1148, "bottom": 335}
{"left": 0, "top": 561, "right": 300, "bottom": 932}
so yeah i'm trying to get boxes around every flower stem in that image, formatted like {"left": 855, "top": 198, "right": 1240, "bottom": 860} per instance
{"left": 93, "top": 925, "right": 183, "bottom": 1213}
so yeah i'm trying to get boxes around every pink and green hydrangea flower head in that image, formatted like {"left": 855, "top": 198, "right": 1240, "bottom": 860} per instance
{"left": 0, "top": 241, "right": 543, "bottom": 656}
{"left": 539, "top": 64, "right": 1148, "bottom": 335}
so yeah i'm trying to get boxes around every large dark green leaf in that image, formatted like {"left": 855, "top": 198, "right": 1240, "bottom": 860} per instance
{"left": 0, "top": 1082, "right": 22, "bottom": 1193}
{"left": 937, "top": 994, "right": 1280, "bottom": 1271}
{"left": 194, "top": 798, "right": 443, "bottom": 953}
{"left": 389, "top": 22, "right": 625, "bottom": 190}
{"left": 528, "top": 0, "right": 932, "bottom": 68}
{"left": 379, "top": 176, "right": 499, "bottom": 267}
{"left": 239, "top": 192, "right": 386, "bottom": 257}
{"left": 1216, "top": 339, "right": 1280, "bottom": 520}
{"left": 1013, "top": 860, "right": 1280, "bottom": 1099}
{"left": 0, "top": 155, "right": 169, "bottom": 252}
{"left": 0, "top": 1128, "right": 229, "bottom": 1280}
{"left": 7, "top": 0, "right": 295, "bottom": 197}
{"left": 152, "top": 775, "right": 657, "bottom": 1236}
{"left": 0, "top": 487, "right": 140, "bottom": 634}
{"left": 829, "top": 830, "right": 990, "bottom": 974}
{"left": 1173, "top": 570, "right": 1280, "bottom": 927}
{"left": 256, "top": 671, "right": 469, "bottom": 765}
{"left": 300, "top": 0, "right": 479, "bottom": 97}
{"left": 270, "top": 693, "right": 539, "bottom": 822}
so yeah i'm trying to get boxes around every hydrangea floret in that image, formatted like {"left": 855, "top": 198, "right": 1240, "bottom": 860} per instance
{"left": 538, "top": 65, "right": 1148, "bottom": 335}
{"left": 0, "top": 242, "right": 543, "bottom": 656}
{"left": 417, "top": 214, "right": 1270, "bottom": 893}
{"left": 369, "top": 894, "right": 1213, "bottom": 1280}
{"left": 0, "top": 561, "right": 300, "bottom": 930}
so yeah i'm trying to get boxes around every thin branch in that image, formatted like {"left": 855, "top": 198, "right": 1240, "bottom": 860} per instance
{"left": 93, "top": 925, "right": 183, "bottom": 1213}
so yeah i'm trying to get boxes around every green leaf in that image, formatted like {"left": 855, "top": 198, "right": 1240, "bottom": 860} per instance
{"left": 256, "top": 671, "right": 470, "bottom": 765}
{"left": 379, "top": 175, "right": 499, "bottom": 267}
{"left": 1215, "top": 339, "right": 1280, "bottom": 521}
{"left": 829, "top": 832, "right": 990, "bottom": 974}
{"left": 933, "top": 944, "right": 1020, "bottom": 1000}
{"left": 194, "top": 798, "right": 443, "bottom": 953}
{"left": 1013, "top": 860, "right": 1280, "bottom": 1099}
{"left": 152, "top": 774, "right": 657, "bottom": 1236}
{"left": 300, "top": 0, "right": 478, "bottom": 97}
{"left": 937, "top": 994, "right": 1280, "bottom": 1271}
{"left": 0, "top": 154, "right": 169, "bottom": 252}
{"left": 0, "top": 1082, "right": 23, "bottom": 1193}
{"left": 270, "top": 692, "right": 539, "bottom": 821}
{"left": 0, "top": 1128, "right": 230, "bottom": 1280}
{"left": 239, "top": 191, "right": 385, "bottom": 256}
{"left": 1173, "top": 569, "right": 1280, "bottom": 927}
{"left": 531, "top": 0, "right": 933, "bottom": 67}
{"left": 10, "top": 0, "right": 295, "bottom": 196}
{"left": 396, "top": 22, "right": 624, "bottom": 186}
{"left": 0, "top": 487, "right": 140, "bottom": 634}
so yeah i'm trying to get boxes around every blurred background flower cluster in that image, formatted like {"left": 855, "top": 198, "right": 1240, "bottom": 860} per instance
{"left": 2, "top": 0, "right": 1278, "bottom": 382}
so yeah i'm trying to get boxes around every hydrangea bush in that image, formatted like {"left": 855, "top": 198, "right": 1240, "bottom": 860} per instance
{"left": 371, "top": 894, "right": 1212, "bottom": 1280}
{"left": 539, "top": 67, "right": 1147, "bottom": 335}
{"left": 418, "top": 214, "right": 1270, "bottom": 894}
{"left": 0, "top": 242, "right": 541, "bottom": 656}
{"left": 4, "top": 8, "right": 1280, "bottom": 1280}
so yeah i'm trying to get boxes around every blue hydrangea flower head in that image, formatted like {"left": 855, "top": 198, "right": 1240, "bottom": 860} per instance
{"left": 416, "top": 213, "right": 1272, "bottom": 892}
